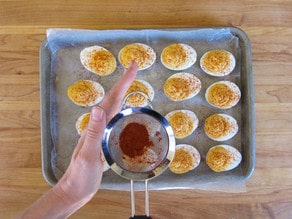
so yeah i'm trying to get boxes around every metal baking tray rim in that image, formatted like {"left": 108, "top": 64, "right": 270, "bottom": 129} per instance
{"left": 40, "top": 27, "right": 256, "bottom": 189}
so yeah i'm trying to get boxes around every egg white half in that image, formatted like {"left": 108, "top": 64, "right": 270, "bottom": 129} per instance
{"left": 161, "top": 43, "right": 197, "bottom": 71}
{"left": 118, "top": 43, "right": 156, "bottom": 70}
{"left": 165, "top": 109, "right": 199, "bottom": 139}
{"left": 67, "top": 80, "right": 105, "bottom": 107}
{"left": 80, "top": 45, "right": 116, "bottom": 76}
{"left": 124, "top": 79, "right": 155, "bottom": 107}
{"left": 205, "top": 81, "right": 241, "bottom": 109}
{"left": 75, "top": 112, "right": 91, "bottom": 135}
{"left": 169, "top": 144, "right": 201, "bottom": 174}
{"left": 204, "top": 113, "right": 239, "bottom": 141}
{"left": 206, "top": 144, "right": 242, "bottom": 172}
{"left": 164, "top": 72, "right": 201, "bottom": 101}
{"left": 200, "top": 49, "right": 236, "bottom": 76}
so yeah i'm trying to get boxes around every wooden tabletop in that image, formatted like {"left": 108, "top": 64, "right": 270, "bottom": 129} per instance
{"left": 0, "top": 1, "right": 291, "bottom": 218}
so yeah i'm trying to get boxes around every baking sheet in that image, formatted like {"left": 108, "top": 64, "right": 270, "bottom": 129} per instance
{"left": 40, "top": 27, "right": 255, "bottom": 191}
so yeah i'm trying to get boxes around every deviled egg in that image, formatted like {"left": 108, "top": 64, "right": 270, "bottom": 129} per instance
{"left": 164, "top": 72, "right": 201, "bottom": 101}
{"left": 80, "top": 46, "right": 116, "bottom": 76}
{"left": 161, "top": 43, "right": 197, "bottom": 70}
{"left": 206, "top": 144, "right": 242, "bottom": 172}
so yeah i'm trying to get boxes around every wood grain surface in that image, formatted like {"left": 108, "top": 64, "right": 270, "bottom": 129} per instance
{"left": 0, "top": 1, "right": 291, "bottom": 218}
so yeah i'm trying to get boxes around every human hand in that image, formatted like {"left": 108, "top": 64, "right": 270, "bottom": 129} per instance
{"left": 17, "top": 61, "right": 138, "bottom": 219}
{"left": 53, "top": 61, "right": 138, "bottom": 205}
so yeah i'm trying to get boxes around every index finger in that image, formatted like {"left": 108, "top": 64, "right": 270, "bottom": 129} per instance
{"left": 99, "top": 61, "right": 138, "bottom": 121}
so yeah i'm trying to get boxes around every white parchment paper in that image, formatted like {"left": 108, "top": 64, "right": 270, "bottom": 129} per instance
{"left": 46, "top": 28, "right": 248, "bottom": 192}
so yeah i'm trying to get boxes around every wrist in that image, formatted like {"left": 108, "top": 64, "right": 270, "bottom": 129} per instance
{"left": 18, "top": 187, "right": 83, "bottom": 219}
{"left": 51, "top": 182, "right": 90, "bottom": 216}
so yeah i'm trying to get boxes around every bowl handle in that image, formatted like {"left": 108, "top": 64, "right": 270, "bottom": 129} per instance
{"left": 129, "top": 180, "right": 152, "bottom": 219}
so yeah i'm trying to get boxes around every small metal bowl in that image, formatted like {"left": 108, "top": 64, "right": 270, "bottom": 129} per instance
{"left": 102, "top": 107, "right": 176, "bottom": 181}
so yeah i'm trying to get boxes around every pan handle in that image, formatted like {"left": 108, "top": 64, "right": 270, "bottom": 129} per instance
{"left": 129, "top": 216, "right": 152, "bottom": 219}
{"left": 130, "top": 180, "right": 152, "bottom": 219}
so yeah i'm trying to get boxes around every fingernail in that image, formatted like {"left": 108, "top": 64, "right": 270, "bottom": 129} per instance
{"left": 91, "top": 106, "right": 104, "bottom": 121}
{"left": 130, "top": 60, "right": 138, "bottom": 68}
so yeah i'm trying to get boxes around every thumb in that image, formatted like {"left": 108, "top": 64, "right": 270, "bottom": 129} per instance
{"left": 81, "top": 106, "right": 106, "bottom": 162}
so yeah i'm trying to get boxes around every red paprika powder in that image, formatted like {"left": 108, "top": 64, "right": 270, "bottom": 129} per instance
{"left": 119, "top": 122, "right": 153, "bottom": 158}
